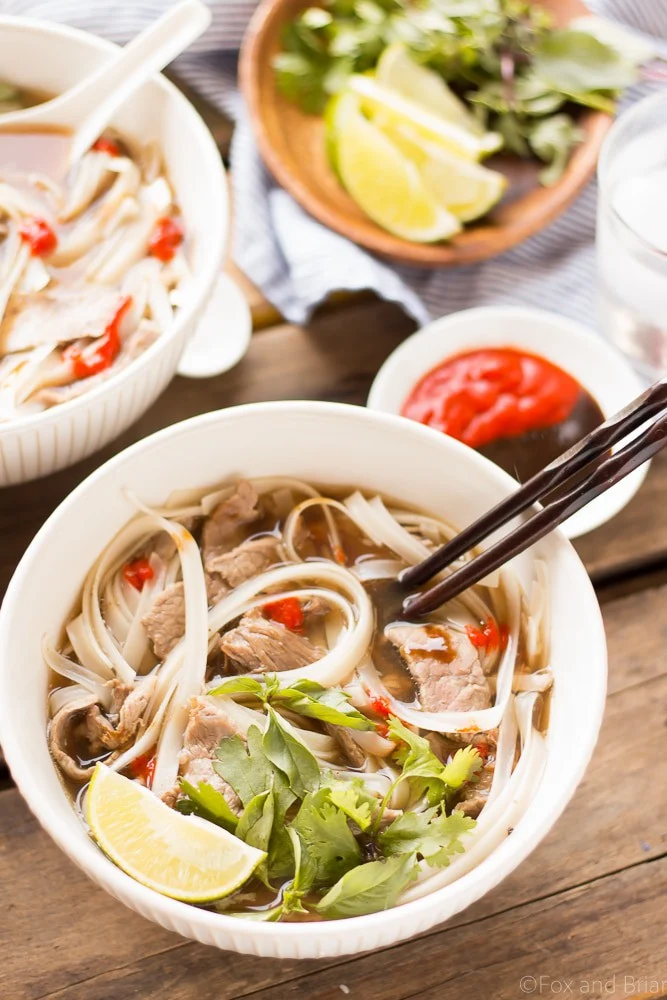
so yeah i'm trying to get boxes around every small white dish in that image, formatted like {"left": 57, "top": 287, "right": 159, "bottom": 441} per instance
{"left": 368, "top": 306, "right": 647, "bottom": 539}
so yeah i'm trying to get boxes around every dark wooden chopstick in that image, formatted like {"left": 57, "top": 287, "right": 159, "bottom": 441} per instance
{"left": 401, "top": 376, "right": 667, "bottom": 591}
{"left": 402, "top": 391, "right": 667, "bottom": 618}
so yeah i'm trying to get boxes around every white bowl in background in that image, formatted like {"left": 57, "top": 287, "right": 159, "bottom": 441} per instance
{"left": 0, "top": 16, "right": 228, "bottom": 485}
{"left": 368, "top": 306, "right": 646, "bottom": 539}
{"left": 0, "top": 401, "right": 607, "bottom": 959}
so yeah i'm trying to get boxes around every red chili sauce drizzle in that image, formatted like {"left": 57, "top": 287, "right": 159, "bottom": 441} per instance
{"left": 401, "top": 347, "right": 605, "bottom": 482}
{"left": 123, "top": 557, "right": 154, "bottom": 591}
{"left": 63, "top": 295, "right": 133, "bottom": 381}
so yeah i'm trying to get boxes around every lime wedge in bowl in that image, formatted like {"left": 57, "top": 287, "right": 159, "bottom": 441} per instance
{"left": 328, "top": 92, "right": 461, "bottom": 243}
{"left": 86, "top": 763, "right": 265, "bottom": 903}
{"left": 376, "top": 43, "right": 485, "bottom": 137}
{"left": 347, "top": 74, "right": 502, "bottom": 161}
{"left": 378, "top": 120, "right": 507, "bottom": 222}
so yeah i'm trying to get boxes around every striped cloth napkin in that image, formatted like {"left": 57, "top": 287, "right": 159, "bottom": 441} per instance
{"left": 6, "top": 0, "right": 667, "bottom": 327}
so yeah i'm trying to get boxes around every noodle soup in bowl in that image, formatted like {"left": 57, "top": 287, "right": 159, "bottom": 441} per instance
{"left": 0, "top": 16, "right": 227, "bottom": 484}
{"left": 0, "top": 402, "right": 607, "bottom": 958}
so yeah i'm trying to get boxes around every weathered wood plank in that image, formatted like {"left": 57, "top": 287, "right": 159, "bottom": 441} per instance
{"left": 1, "top": 582, "right": 665, "bottom": 1000}
{"left": 574, "top": 451, "right": 667, "bottom": 584}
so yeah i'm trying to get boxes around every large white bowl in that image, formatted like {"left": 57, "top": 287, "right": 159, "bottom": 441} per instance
{"left": 0, "top": 402, "right": 607, "bottom": 959}
{"left": 0, "top": 16, "right": 227, "bottom": 485}
{"left": 368, "top": 306, "right": 646, "bottom": 539}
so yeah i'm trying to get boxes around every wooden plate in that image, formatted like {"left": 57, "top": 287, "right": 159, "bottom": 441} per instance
{"left": 240, "top": 0, "right": 611, "bottom": 268}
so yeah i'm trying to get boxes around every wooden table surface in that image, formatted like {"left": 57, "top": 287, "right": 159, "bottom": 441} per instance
{"left": 1, "top": 102, "right": 667, "bottom": 1000}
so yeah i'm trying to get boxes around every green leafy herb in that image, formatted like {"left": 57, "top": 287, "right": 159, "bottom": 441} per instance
{"left": 533, "top": 30, "right": 638, "bottom": 96}
{"left": 320, "top": 774, "right": 375, "bottom": 831}
{"left": 213, "top": 726, "right": 290, "bottom": 808}
{"left": 278, "top": 679, "right": 376, "bottom": 730}
{"left": 176, "top": 779, "right": 238, "bottom": 832}
{"left": 236, "top": 789, "right": 275, "bottom": 886}
{"left": 315, "top": 853, "right": 419, "bottom": 918}
{"left": 292, "top": 787, "right": 362, "bottom": 886}
{"left": 262, "top": 707, "right": 321, "bottom": 799}
{"left": 528, "top": 113, "right": 584, "bottom": 186}
{"left": 213, "top": 724, "right": 298, "bottom": 880}
{"left": 387, "top": 716, "right": 483, "bottom": 805}
{"left": 378, "top": 806, "right": 475, "bottom": 867}
{"left": 232, "top": 826, "right": 316, "bottom": 921}
{"left": 208, "top": 675, "right": 376, "bottom": 731}
{"left": 208, "top": 676, "right": 272, "bottom": 698}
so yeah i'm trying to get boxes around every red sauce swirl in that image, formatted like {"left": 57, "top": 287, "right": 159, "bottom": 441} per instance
{"left": 401, "top": 348, "right": 582, "bottom": 449}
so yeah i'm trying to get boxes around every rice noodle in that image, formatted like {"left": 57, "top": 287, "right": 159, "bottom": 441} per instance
{"left": 42, "top": 639, "right": 112, "bottom": 709}
{"left": 121, "top": 552, "right": 167, "bottom": 673}
{"left": 513, "top": 669, "right": 553, "bottom": 693}
{"left": 121, "top": 507, "right": 208, "bottom": 799}
{"left": 485, "top": 695, "right": 518, "bottom": 808}
{"left": 352, "top": 559, "right": 406, "bottom": 582}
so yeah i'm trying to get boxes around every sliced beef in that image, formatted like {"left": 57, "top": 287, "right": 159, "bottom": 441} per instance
{"left": 205, "top": 572, "right": 229, "bottom": 606}
{"left": 220, "top": 611, "right": 323, "bottom": 673}
{"left": 142, "top": 534, "right": 282, "bottom": 660}
{"left": 49, "top": 680, "right": 153, "bottom": 782}
{"left": 175, "top": 696, "right": 244, "bottom": 814}
{"left": 201, "top": 480, "right": 260, "bottom": 570}
{"left": 387, "top": 624, "right": 491, "bottom": 714}
{"left": 141, "top": 581, "right": 186, "bottom": 660}
{"left": 456, "top": 761, "right": 495, "bottom": 818}
{"left": 1, "top": 285, "right": 123, "bottom": 354}
{"left": 325, "top": 723, "right": 366, "bottom": 768}
{"left": 207, "top": 535, "right": 279, "bottom": 588}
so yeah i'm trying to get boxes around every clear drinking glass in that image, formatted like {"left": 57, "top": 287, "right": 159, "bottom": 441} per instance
{"left": 597, "top": 90, "right": 667, "bottom": 378}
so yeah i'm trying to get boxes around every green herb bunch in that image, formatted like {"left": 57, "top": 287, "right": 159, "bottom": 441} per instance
{"left": 177, "top": 678, "right": 484, "bottom": 920}
{"left": 274, "top": 0, "right": 644, "bottom": 184}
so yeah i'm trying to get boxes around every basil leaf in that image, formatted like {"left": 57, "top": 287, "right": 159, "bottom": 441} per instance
{"left": 236, "top": 789, "right": 274, "bottom": 886}
{"left": 177, "top": 779, "right": 238, "bottom": 832}
{"left": 315, "top": 854, "right": 419, "bottom": 918}
{"left": 278, "top": 681, "right": 375, "bottom": 731}
{"left": 534, "top": 30, "right": 638, "bottom": 95}
{"left": 261, "top": 708, "right": 320, "bottom": 799}
{"left": 207, "top": 677, "right": 265, "bottom": 698}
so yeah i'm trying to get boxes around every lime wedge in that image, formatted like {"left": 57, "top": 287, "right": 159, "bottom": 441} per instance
{"left": 378, "top": 120, "right": 507, "bottom": 222}
{"left": 376, "top": 43, "right": 485, "bottom": 137}
{"left": 329, "top": 92, "right": 461, "bottom": 243}
{"left": 86, "top": 764, "right": 264, "bottom": 902}
{"left": 347, "top": 75, "right": 502, "bottom": 161}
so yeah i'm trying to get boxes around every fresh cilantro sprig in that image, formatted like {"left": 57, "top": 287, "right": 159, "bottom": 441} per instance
{"left": 208, "top": 674, "right": 376, "bottom": 731}
{"left": 378, "top": 805, "right": 475, "bottom": 867}
{"left": 176, "top": 779, "right": 239, "bottom": 832}
{"left": 184, "top": 709, "right": 483, "bottom": 920}
{"left": 371, "top": 716, "right": 483, "bottom": 830}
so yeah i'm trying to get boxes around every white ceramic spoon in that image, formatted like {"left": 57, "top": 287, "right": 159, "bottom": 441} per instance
{"left": 177, "top": 273, "right": 253, "bottom": 378}
{"left": 0, "top": 0, "right": 211, "bottom": 166}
